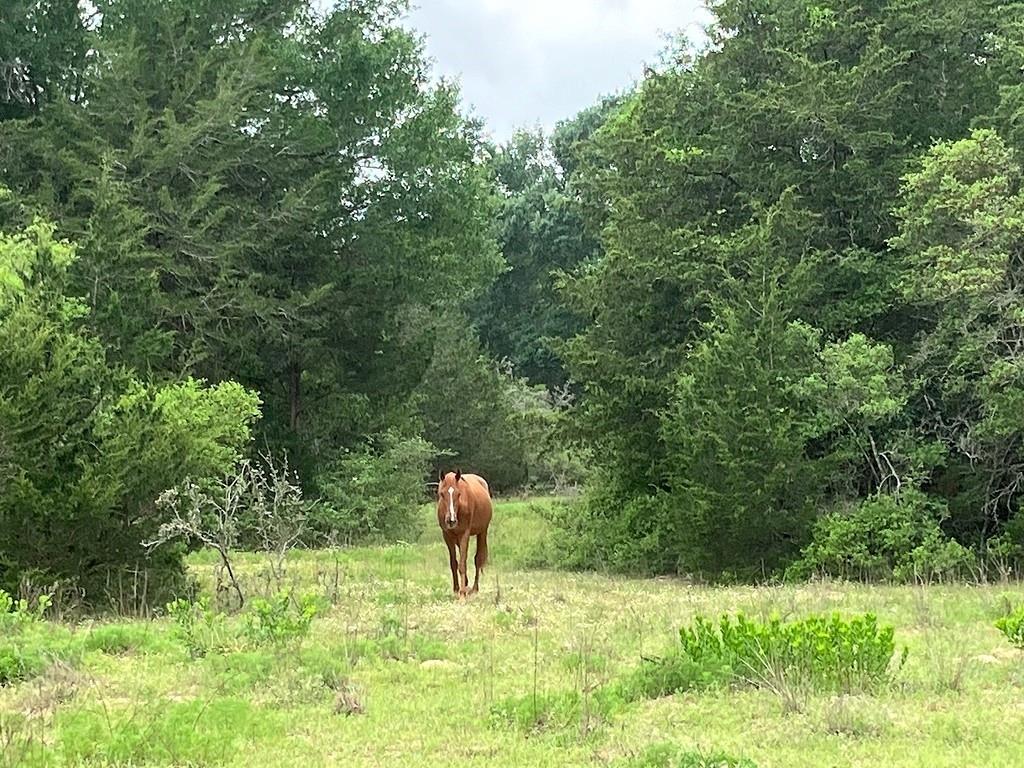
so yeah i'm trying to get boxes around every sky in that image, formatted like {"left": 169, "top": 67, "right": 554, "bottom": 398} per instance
{"left": 403, "top": 0, "right": 712, "bottom": 142}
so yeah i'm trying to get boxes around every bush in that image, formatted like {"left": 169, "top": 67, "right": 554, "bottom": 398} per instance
{"left": 790, "top": 490, "right": 975, "bottom": 582}
{"left": 675, "top": 612, "right": 906, "bottom": 694}
{"left": 314, "top": 430, "right": 435, "bottom": 543}
{"left": 242, "top": 591, "right": 320, "bottom": 648}
{"left": 995, "top": 606, "right": 1024, "bottom": 649}
{"left": 0, "top": 217, "right": 261, "bottom": 601}
{"left": 165, "top": 597, "right": 231, "bottom": 660}
{"left": 613, "top": 653, "right": 711, "bottom": 700}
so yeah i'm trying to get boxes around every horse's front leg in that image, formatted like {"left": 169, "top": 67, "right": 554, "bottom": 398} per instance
{"left": 457, "top": 532, "right": 470, "bottom": 600}
{"left": 445, "top": 535, "right": 459, "bottom": 594}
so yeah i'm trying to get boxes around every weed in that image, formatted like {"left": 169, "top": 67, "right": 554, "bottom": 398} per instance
{"left": 677, "top": 612, "right": 907, "bottom": 694}
{"left": 616, "top": 742, "right": 758, "bottom": 768}
{"left": 165, "top": 596, "right": 230, "bottom": 659}
{"left": 995, "top": 605, "right": 1024, "bottom": 649}
{"left": 242, "top": 591, "right": 320, "bottom": 648}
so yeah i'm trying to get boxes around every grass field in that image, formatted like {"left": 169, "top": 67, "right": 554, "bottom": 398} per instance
{"left": 3, "top": 497, "right": 1024, "bottom": 767}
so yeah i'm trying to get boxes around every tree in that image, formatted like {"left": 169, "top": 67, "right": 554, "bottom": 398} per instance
{"left": 0, "top": 212, "right": 260, "bottom": 598}
{"left": 557, "top": 0, "right": 1022, "bottom": 575}
{"left": 891, "top": 129, "right": 1024, "bottom": 550}
{"left": 0, "top": 0, "right": 502, "bottom": 501}
{"left": 474, "top": 126, "right": 601, "bottom": 389}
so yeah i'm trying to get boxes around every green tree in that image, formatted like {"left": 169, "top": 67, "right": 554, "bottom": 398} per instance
{"left": 558, "top": 0, "right": 1020, "bottom": 575}
{"left": 1, "top": 0, "right": 501, "bottom": 500}
{"left": 475, "top": 126, "right": 601, "bottom": 389}
{"left": 0, "top": 213, "right": 260, "bottom": 598}
{"left": 891, "top": 129, "right": 1024, "bottom": 550}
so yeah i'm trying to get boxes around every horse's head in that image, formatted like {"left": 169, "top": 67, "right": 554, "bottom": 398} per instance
{"left": 437, "top": 469, "right": 463, "bottom": 531}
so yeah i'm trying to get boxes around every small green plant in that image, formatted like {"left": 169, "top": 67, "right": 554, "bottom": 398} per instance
{"left": 166, "top": 597, "right": 228, "bottom": 659}
{"left": 0, "top": 589, "right": 77, "bottom": 686}
{"left": 617, "top": 743, "right": 758, "bottom": 768}
{"left": 242, "top": 591, "right": 320, "bottom": 648}
{"left": 995, "top": 605, "right": 1024, "bottom": 649}
{"left": 0, "top": 589, "right": 51, "bottom": 630}
{"left": 613, "top": 653, "right": 712, "bottom": 700}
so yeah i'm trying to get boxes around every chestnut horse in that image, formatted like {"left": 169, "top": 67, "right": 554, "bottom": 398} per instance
{"left": 436, "top": 469, "right": 493, "bottom": 599}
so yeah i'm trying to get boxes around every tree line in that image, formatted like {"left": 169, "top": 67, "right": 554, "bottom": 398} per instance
{"left": 3, "top": 0, "right": 1024, "bottom": 597}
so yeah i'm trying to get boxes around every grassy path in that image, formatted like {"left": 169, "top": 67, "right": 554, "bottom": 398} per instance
{"left": 2, "top": 498, "right": 1024, "bottom": 766}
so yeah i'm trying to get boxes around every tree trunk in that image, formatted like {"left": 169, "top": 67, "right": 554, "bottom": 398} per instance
{"left": 289, "top": 361, "right": 301, "bottom": 431}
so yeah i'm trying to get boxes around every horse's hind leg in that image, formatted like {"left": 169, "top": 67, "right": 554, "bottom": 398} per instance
{"left": 471, "top": 531, "right": 488, "bottom": 594}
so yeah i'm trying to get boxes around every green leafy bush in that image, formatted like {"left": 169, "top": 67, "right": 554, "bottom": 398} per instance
{"left": 242, "top": 592, "right": 320, "bottom": 648}
{"left": 0, "top": 590, "right": 51, "bottom": 629}
{"left": 165, "top": 597, "right": 230, "bottom": 660}
{"left": 314, "top": 430, "right": 436, "bottom": 543}
{"left": 676, "top": 612, "right": 906, "bottom": 694}
{"left": 790, "top": 491, "right": 975, "bottom": 582}
{"left": 995, "top": 606, "right": 1024, "bottom": 649}
{"left": 613, "top": 653, "right": 711, "bottom": 700}
{"left": 0, "top": 217, "right": 261, "bottom": 602}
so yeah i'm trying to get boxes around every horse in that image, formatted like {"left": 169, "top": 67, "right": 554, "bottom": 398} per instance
{"left": 436, "top": 469, "right": 493, "bottom": 599}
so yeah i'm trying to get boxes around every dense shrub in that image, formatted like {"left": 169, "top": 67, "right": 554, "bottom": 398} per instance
{"left": 313, "top": 430, "right": 436, "bottom": 543}
{"left": 789, "top": 491, "right": 975, "bottom": 582}
{"left": 417, "top": 314, "right": 585, "bottom": 493}
{"left": 0, "top": 218, "right": 261, "bottom": 600}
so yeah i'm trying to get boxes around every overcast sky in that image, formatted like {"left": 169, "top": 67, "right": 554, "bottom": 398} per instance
{"left": 403, "top": 0, "right": 711, "bottom": 142}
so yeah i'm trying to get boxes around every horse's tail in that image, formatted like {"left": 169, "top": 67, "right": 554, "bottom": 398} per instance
{"left": 478, "top": 530, "right": 489, "bottom": 568}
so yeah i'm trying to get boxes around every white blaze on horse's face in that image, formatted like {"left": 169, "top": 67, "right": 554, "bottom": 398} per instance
{"left": 447, "top": 487, "right": 457, "bottom": 526}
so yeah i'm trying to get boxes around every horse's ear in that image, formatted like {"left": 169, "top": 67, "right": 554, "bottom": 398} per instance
{"left": 455, "top": 469, "right": 462, "bottom": 482}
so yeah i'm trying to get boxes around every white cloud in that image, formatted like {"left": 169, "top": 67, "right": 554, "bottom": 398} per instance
{"left": 405, "top": 0, "right": 711, "bottom": 141}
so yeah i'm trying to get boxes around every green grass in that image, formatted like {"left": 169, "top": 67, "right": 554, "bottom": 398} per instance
{"left": 2, "top": 497, "right": 1024, "bottom": 767}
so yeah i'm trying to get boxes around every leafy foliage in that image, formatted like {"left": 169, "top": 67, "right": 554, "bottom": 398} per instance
{"left": 995, "top": 606, "right": 1024, "bottom": 649}
{"left": 0, "top": 217, "right": 260, "bottom": 599}
{"left": 242, "top": 592, "right": 320, "bottom": 648}
{"left": 313, "top": 430, "right": 436, "bottom": 543}
{"left": 790, "top": 491, "right": 975, "bottom": 582}
{"left": 675, "top": 612, "right": 906, "bottom": 694}
{"left": 0, "top": 0, "right": 503, "bottom": 546}
{"left": 0, "top": 589, "right": 77, "bottom": 686}
{"left": 554, "top": 0, "right": 1024, "bottom": 578}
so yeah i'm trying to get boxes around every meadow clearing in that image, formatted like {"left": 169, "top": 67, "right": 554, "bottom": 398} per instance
{"left": 2, "top": 497, "right": 1023, "bottom": 768}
